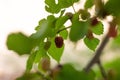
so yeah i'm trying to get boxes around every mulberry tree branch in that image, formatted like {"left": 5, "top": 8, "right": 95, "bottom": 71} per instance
{"left": 97, "top": 60, "right": 108, "bottom": 80}
{"left": 84, "top": 34, "right": 109, "bottom": 72}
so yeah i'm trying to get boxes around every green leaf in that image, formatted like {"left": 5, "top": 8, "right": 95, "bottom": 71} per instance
{"left": 30, "top": 15, "right": 56, "bottom": 40}
{"left": 59, "top": 9, "right": 65, "bottom": 17}
{"left": 34, "top": 41, "right": 50, "bottom": 63}
{"left": 46, "top": 15, "right": 56, "bottom": 37}
{"left": 59, "top": 26, "right": 68, "bottom": 39}
{"left": 104, "top": 58, "right": 120, "bottom": 80}
{"left": 84, "top": 0, "right": 94, "bottom": 9}
{"left": 30, "top": 19, "right": 48, "bottom": 39}
{"left": 34, "top": 50, "right": 44, "bottom": 63}
{"left": 26, "top": 51, "right": 36, "bottom": 72}
{"left": 111, "top": 36, "right": 120, "bottom": 49}
{"left": 45, "top": 0, "right": 61, "bottom": 13}
{"left": 113, "top": 35, "right": 120, "bottom": 44}
{"left": 44, "top": 0, "right": 79, "bottom": 13}
{"left": 6, "top": 32, "right": 34, "bottom": 55}
{"left": 48, "top": 38, "right": 64, "bottom": 62}
{"left": 55, "top": 15, "right": 69, "bottom": 30}
{"left": 34, "top": 43, "right": 47, "bottom": 63}
{"left": 105, "top": 0, "right": 120, "bottom": 16}
{"left": 16, "top": 72, "right": 43, "bottom": 80}
{"left": 69, "top": 13, "right": 89, "bottom": 42}
{"left": 54, "top": 64, "right": 95, "bottom": 80}
{"left": 84, "top": 37, "right": 99, "bottom": 51}
{"left": 58, "top": 0, "right": 79, "bottom": 8}
{"left": 91, "top": 22, "right": 104, "bottom": 35}
{"left": 35, "top": 19, "right": 46, "bottom": 31}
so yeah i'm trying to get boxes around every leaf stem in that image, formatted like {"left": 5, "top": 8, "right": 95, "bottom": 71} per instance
{"left": 57, "top": 26, "right": 71, "bottom": 33}
{"left": 84, "top": 34, "right": 109, "bottom": 72}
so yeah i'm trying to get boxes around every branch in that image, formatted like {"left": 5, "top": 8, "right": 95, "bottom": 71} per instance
{"left": 84, "top": 34, "right": 109, "bottom": 72}
{"left": 97, "top": 60, "right": 108, "bottom": 80}
{"left": 72, "top": 5, "right": 76, "bottom": 13}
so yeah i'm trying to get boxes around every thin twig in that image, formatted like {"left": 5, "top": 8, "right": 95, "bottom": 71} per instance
{"left": 84, "top": 34, "right": 109, "bottom": 72}
{"left": 72, "top": 5, "right": 76, "bottom": 13}
{"left": 57, "top": 26, "right": 71, "bottom": 33}
{"left": 97, "top": 60, "right": 108, "bottom": 80}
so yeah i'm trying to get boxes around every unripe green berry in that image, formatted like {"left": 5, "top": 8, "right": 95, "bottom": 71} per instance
{"left": 44, "top": 41, "right": 51, "bottom": 50}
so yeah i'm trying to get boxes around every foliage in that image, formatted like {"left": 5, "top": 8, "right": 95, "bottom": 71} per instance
{"left": 104, "top": 58, "right": 120, "bottom": 80}
{"left": 69, "top": 13, "right": 89, "bottom": 41}
{"left": 6, "top": 0, "right": 120, "bottom": 80}
{"left": 16, "top": 72, "right": 44, "bottom": 80}
{"left": 53, "top": 64, "right": 95, "bottom": 80}
{"left": 6, "top": 32, "right": 34, "bottom": 55}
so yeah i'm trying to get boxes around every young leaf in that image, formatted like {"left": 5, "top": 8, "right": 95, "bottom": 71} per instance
{"left": 34, "top": 48, "right": 47, "bottom": 63}
{"left": 35, "top": 19, "right": 46, "bottom": 31}
{"left": 91, "top": 22, "right": 104, "bottom": 35}
{"left": 34, "top": 41, "right": 49, "bottom": 63}
{"left": 48, "top": 38, "right": 64, "bottom": 62}
{"left": 69, "top": 13, "right": 89, "bottom": 42}
{"left": 30, "top": 19, "right": 48, "bottom": 39}
{"left": 45, "top": 0, "right": 61, "bottom": 13}
{"left": 26, "top": 51, "right": 36, "bottom": 72}
{"left": 30, "top": 15, "right": 56, "bottom": 40}
{"left": 59, "top": 26, "right": 68, "bottom": 39}
{"left": 16, "top": 72, "right": 43, "bottom": 80}
{"left": 54, "top": 64, "right": 95, "bottom": 80}
{"left": 6, "top": 32, "right": 34, "bottom": 55}
{"left": 33, "top": 40, "right": 50, "bottom": 63}
{"left": 45, "top": 0, "right": 79, "bottom": 13}
{"left": 59, "top": 9, "right": 65, "bottom": 17}
{"left": 84, "top": 0, "right": 94, "bottom": 9}
{"left": 58, "top": 0, "right": 79, "bottom": 8}
{"left": 84, "top": 37, "right": 99, "bottom": 51}
{"left": 55, "top": 15, "right": 69, "bottom": 30}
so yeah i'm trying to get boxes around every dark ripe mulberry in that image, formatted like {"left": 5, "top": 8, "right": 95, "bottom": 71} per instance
{"left": 55, "top": 36, "right": 64, "bottom": 48}
{"left": 108, "top": 26, "right": 117, "bottom": 38}
{"left": 91, "top": 17, "right": 99, "bottom": 26}
{"left": 108, "top": 22, "right": 117, "bottom": 38}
